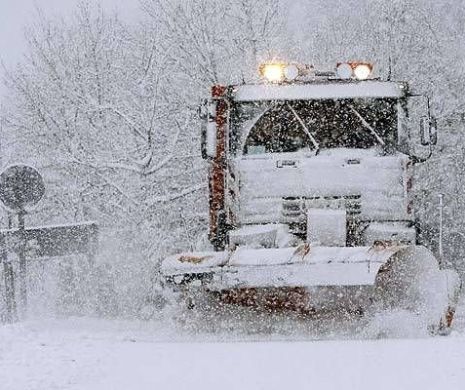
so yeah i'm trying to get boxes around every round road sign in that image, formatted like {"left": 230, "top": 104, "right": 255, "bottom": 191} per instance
{"left": 0, "top": 165, "right": 45, "bottom": 211}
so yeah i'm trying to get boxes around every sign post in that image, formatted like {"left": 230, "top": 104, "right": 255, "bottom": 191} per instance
{"left": 0, "top": 165, "right": 99, "bottom": 322}
{"left": 0, "top": 165, "right": 45, "bottom": 314}
{"left": 1, "top": 215, "right": 16, "bottom": 322}
{"left": 1, "top": 243, "right": 16, "bottom": 322}
{"left": 18, "top": 210, "right": 27, "bottom": 309}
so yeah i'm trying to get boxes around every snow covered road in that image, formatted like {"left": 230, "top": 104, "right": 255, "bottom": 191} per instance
{"left": 2, "top": 316, "right": 465, "bottom": 390}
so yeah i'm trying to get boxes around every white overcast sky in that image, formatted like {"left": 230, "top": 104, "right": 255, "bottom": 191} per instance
{"left": 0, "top": 0, "right": 304, "bottom": 97}
{"left": 0, "top": 0, "right": 142, "bottom": 96}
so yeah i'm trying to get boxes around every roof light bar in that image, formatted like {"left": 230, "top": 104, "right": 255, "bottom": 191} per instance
{"left": 336, "top": 62, "right": 374, "bottom": 80}
{"left": 259, "top": 62, "right": 308, "bottom": 83}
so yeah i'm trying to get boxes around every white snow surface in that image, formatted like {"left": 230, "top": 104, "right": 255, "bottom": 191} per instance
{"left": 2, "top": 305, "right": 465, "bottom": 390}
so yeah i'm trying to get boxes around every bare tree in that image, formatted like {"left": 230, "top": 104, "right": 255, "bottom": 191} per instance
{"left": 141, "top": 0, "right": 285, "bottom": 90}
{"left": 2, "top": 3, "right": 209, "bottom": 314}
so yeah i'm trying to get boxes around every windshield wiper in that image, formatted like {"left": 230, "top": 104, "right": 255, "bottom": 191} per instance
{"left": 286, "top": 103, "right": 320, "bottom": 151}
{"left": 348, "top": 105, "right": 385, "bottom": 146}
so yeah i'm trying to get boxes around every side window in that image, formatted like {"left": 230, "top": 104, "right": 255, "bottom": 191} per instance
{"left": 230, "top": 102, "right": 266, "bottom": 156}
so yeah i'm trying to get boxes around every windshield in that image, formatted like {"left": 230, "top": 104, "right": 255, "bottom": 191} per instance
{"left": 230, "top": 99, "right": 398, "bottom": 155}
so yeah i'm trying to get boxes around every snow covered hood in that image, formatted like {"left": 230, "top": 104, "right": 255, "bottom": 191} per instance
{"left": 236, "top": 150, "right": 411, "bottom": 224}
{"left": 232, "top": 81, "right": 407, "bottom": 102}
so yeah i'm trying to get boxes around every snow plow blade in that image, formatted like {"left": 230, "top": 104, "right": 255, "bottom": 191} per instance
{"left": 161, "top": 244, "right": 461, "bottom": 330}
{"left": 163, "top": 245, "right": 403, "bottom": 288}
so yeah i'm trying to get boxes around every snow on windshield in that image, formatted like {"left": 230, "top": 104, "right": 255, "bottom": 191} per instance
{"left": 231, "top": 99, "right": 398, "bottom": 155}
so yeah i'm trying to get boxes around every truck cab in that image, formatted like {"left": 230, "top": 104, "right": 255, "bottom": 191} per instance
{"left": 201, "top": 62, "right": 437, "bottom": 251}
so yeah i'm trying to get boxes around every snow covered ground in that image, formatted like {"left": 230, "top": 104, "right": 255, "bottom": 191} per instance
{"left": 2, "top": 304, "right": 465, "bottom": 390}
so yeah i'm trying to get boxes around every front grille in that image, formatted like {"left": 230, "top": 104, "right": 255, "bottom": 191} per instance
{"left": 281, "top": 198, "right": 307, "bottom": 223}
{"left": 281, "top": 195, "right": 362, "bottom": 235}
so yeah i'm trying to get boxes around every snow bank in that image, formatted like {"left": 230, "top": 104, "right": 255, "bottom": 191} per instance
{"left": 1, "top": 315, "right": 465, "bottom": 390}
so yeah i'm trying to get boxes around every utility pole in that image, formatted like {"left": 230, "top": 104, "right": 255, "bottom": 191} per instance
{"left": 438, "top": 193, "right": 444, "bottom": 266}
{"left": 18, "top": 210, "right": 27, "bottom": 310}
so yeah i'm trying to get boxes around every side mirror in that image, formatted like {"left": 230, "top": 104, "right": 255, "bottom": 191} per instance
{"left": 198, "top": 99, "right": 208, "bottom": 120}
{"left": 420, "top": 116, "right": 430, "bottom": 146}
{"left": 430, "top": 116, "right": 438, "bottom": 145}
{"left": 420, "top": 115, "right": 438, "bottom": 146}
{"left": 200, "top": 100, "right": 217, "bottom": 160}
{"left": 406, "top": 94, "right": 437, "bottom": 153}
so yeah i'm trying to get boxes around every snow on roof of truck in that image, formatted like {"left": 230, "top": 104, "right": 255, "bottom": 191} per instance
{"left": 232, "top": 81, "right": 407, "bottom": 102}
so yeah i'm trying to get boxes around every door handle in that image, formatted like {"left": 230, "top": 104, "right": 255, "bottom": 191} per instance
{"left": 277, "top": 160, "right": 297, "bottom": 168}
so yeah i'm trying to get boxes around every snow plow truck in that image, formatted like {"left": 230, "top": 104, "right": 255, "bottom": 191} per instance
{"left": 161, "top": 61, "right": 461, "bottom": 333}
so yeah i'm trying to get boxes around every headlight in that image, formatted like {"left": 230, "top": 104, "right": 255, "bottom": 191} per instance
{"left": 259, "top": 63, "right": 285, "bottom": 83}
{"left": 336, "top": 62, "right": 373, "bottom": 80}
{"left": 336, "top": 63, "right": 353, "bottom": 79}
{"left": 284, "top": 64, "right": 299, "bottom": 81}
{"left": 173, "top": 275, "right": 184, "bottom": 284}
{"left": 354, "top": 64, "right": 372, "bottom": 80}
